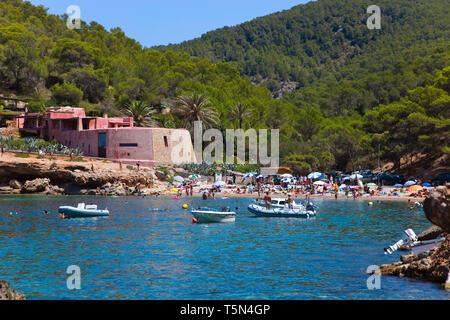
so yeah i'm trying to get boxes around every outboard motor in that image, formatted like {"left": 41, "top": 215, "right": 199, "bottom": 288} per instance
{"left": 384, "top": 229, "right": 418, "bottom": 255}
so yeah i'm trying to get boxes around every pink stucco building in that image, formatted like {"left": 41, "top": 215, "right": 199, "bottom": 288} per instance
{"left": 17, "top": 107, "right": 197, "bottom": 167}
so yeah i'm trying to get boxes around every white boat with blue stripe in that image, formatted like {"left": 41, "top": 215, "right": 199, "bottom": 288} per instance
{"left": 248, "top": 199, "right": 316, "bottom": 218}
{"left": 58, "top": 203, "right": 110, "bottom": 219}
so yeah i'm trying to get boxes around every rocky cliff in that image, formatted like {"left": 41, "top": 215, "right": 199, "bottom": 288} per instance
{"left": 0, "top": 156, "right": 173, "bottom": 196}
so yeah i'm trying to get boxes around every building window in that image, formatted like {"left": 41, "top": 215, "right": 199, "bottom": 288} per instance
{"left": 119, "top": 143, "right": 138, "bottom": 147}
{"left": 164, "top": 136, "right": 168, "bottom": 148}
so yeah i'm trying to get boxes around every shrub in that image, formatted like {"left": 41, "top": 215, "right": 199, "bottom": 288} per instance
{"left": 15, "top": 153, "right": 30, "bottom": 158}
{"left": 50, "top": 82, "right": 83, "bottom": 106}
{"left": 66, "top": 157, "right": 86, "bottom": 162}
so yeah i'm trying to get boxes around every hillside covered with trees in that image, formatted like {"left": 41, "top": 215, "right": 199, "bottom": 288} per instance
{"left": 160, "top": 0, "right": 450, "bottom": 96}
{"left": 0, "top": 0, "right": 448, "bottom": 177}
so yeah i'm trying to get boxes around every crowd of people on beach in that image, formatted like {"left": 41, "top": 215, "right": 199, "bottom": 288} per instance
{"left": 170, "top": 173, "right": 434, "bottom": 201}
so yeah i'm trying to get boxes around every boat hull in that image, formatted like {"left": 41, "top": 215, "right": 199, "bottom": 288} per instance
{"left": 58, "top": 206, "right": 110, "bottom": 219}
{"left": 192, "top": 211, "right": 236, "bottom": 223}
{"left": 248, "top": 204, "right": 315, "bottom": 219}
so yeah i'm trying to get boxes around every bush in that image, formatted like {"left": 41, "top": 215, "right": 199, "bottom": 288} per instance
{"left": 27, "top": 101, "right": 46, "bottom": 113}
{"left": 66, "top": 157, "right": 86, "bottom": 162}
{"left": 15, "top": 153, "right": 30, "bottom": 158}
{"left": 50, "top": 82, "right": 83, "bottom": 106}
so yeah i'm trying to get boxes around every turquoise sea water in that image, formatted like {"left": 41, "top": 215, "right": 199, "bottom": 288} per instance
{"left": 0, "top": 195, "right": 448, "bottom": 300}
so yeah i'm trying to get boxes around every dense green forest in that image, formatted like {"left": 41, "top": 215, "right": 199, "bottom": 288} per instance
{"left": 160, "top": 0, "right": 450, "bottom": 96}
{"left": 0, "top": 0, "right": 448, "bottom": 175}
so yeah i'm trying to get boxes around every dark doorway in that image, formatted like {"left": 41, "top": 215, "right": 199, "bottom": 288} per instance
{"left": 98, "top": 133, "right": 107, "bottom": 158}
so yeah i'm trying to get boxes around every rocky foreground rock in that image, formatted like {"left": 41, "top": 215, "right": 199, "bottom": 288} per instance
{"left": 424, "top": 185, "right": 450, "bottom": 233}
{"left": 0, "top": 157, "right": 174, "bottom": 196}
{"left": 379, "top": 184, "right": 450, "bottom": 289}
{"left": 0, "top": 280, "right": 25, "bottom": 300}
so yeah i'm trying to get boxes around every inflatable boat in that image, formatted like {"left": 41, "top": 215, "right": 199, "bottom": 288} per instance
{"left": 58, "top": 203, "right": 110, "bottom": 219}
{"left": 247, "top": 203, "right": 316, "bottom": 218}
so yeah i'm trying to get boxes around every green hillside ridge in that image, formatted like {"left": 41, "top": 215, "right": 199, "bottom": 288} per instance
{"left": 158, "top": 0, "right": 450, "bottom": 96}
{"left": 0, "top": 0, "right": 448, "bottom": 175}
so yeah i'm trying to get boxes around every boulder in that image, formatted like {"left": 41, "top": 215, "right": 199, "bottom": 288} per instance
{"left": 174, "top": 167, "right": 189, "bottom": 178}
{"left": 424, "top": 185, "right": 450, "bottom": 233}
{"left": 418, "top": 225, "right": 446, "bottom": 241}
{"left": 22, "top": 178, "right": 50, "bottom": 193}
{"left": 0, "top": 280, "right": 25, "bottom": 300}
{"left": 155, "top": 170, "right": 167, "bottom": 181}
{"left": 9, "top": 179, "right": 21, "bottom": 190}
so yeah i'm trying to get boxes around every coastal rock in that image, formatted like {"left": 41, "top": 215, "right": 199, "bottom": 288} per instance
{"left": 0, "top": 280, "right": 26, "bottom": 300}
{"left": 380, "top": 187, "right": 450, "bottom": 286}
{"left": 418, "top": 225, "right": 447, "bottom": 241}
{"left": 0, "top": 158, "right": 162, "bottom": 195}
{"left": 9, "top": 179, "right": 22, "bottom": 189}
{"left": 155, "top": 170, "right": 167, "bottom": 181}
{"left": 22, "top": 178, "right": 50, "bottom": 193}
{"left": 174, "top": 167, "right": 189, "bottom": 178}
{"left": 0, "top": 186, "right": 18, "bottom": 194}
{"left": 424, "top": 185, "right": 450, "bottom": 233}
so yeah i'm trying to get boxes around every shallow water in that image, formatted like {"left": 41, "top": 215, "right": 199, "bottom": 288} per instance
{"left": 0, "top": 195, "right": 448, "bottom": 300}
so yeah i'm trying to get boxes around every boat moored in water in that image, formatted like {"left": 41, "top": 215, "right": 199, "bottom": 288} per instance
{"left": 191, "top": 207, "right": 236, "bottom": 223}
{"left": 58, "top": 203, "right": 110, "bottom": 219}
{"left": 248, "top": 201, "right": 316, "bottom": 218}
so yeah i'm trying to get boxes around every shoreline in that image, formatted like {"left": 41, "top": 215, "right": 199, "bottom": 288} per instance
{"left": 0, "top": 152, "right": 428, "bottom": 202}
{"left": 0, "top": 192, "right": 425, "bottom": 202}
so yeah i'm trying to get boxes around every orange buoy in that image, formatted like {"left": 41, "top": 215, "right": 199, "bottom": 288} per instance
{"left": 192, "top": 218, "right": 198, "bottom": 224}
{"left": 60, "top": 214, "right": 66, "bottom": 219}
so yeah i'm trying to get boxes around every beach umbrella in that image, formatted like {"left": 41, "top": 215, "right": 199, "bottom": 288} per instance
{"left": 367, "top": 183, "right": 377, "bottom": 187}
{"left": 280, "top": 174, "right": 293, "bottom": 178}
{"left": 213, "top": 181, "right": 226, "bottom": 187}
{"left": 404, "top": 180, "right": 416, "bottom": 187}
{"left": 313, "top": 181, "right": 326, "bottom": 186}
{"left": 173, "top": 176, "right": 185, "bottom": 183}
{"left": 308, "top": 172, "right": 322, "bottom": 179}
{"left": 189, "top": 174, "right": 201, "bottom": 179}
{"left": 421, "top": 183, "right": 431, "bottom": 187}
{"left": 256, "top": 175, "right": 267, "bottom": 179}
{"left": 394, "top": 184, "right": 403, "bottom": 188}
{"left": 349, "top": 174, "right": 363, "bottom": 180}
{"left": 408, "top": 185, "right": 423, "bottom": 192}
{"left": 339, "top": 184, "right": 347, "bottom": 188}
{"left": 243, "top": 172, "right": 257, "bottom": 179}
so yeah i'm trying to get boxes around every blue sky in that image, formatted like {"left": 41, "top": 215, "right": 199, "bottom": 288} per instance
{"left": 28, "top": 0, "right": 309, "bottom": 47}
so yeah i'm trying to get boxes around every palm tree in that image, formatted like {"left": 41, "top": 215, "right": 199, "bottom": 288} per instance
{"left": 230, "top": 103, "right": 252, "bottom": 129}
{"left": 173, "top": 93, "right": 218, "bottom": 128}
{"left": 123, "top": 100, "right": 159, "bottom": 127}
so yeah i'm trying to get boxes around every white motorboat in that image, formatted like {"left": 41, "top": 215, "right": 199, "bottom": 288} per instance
{"left": 247, "top": 202, "right": 316, "bottom": 218}
{"left": 58, "top": 203, "right": 110, "bottom": 219}
{"left": 191, "top": 207, "right": 236, "bottom": 223}
{"left": 263, "top": 198, "right": 306, "bottom": 210}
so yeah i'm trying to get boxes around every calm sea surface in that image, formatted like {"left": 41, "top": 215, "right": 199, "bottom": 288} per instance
{"left": 0, "top": 195, "right": 448, "bottom": 300}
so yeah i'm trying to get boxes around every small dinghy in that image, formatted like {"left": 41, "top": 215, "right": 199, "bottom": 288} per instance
{"left": 58, "top": 203, "right": 110, "bottom": 219}
{"left": 247, "top": 203, "right": 316, "bottom": 218}
{"left": 191, "top": 207, "right": 236, "bottom": 223}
